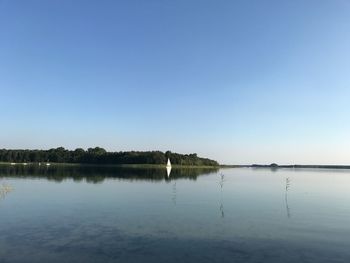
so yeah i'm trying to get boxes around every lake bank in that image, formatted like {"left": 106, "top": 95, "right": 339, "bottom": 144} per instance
{"left": 0, "top": 148, "right": 219, "bottom": 167}
{"left": 249, "top": 164, "right": 350, "bottom": 170}
{"left": 2, "top": 162, "right": 350, "bottom": 170}
{"left": 0, "top": 162, "right": 219, "bottom": 169}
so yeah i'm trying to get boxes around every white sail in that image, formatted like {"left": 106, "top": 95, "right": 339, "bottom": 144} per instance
{"left": 166, "top": 166, "right": 172, "bottom": 177}
{"left": 166, "top": 158, "right": 171, "bottom": 167}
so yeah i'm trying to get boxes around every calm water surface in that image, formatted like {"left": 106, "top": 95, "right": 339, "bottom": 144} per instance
{"left": 0, "top": 166, "right": 350, "bottom": 263}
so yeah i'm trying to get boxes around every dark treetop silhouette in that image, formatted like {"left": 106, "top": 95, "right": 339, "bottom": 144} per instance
{"left": 0, "top": 148, "right": 219, "bottom": 166}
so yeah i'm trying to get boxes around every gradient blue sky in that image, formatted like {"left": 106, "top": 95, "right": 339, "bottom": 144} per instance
{"left": 1, "top": 0, "right": 350, "bottom": 164}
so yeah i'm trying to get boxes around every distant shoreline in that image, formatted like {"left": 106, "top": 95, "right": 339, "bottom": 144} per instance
{"left": 0, "top": 148, "right": 219, "bottom": 167}
{"left": 221, "top": 164, "right": 350, "bottom": 170}
{"left": 0, "top": 162, "right": 219, "bottom": 169}
{"left": 2, "top": 162, "right": 350, "bottom": 170}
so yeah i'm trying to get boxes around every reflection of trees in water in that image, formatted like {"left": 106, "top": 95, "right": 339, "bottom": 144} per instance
{"left": 219, "top": 203, "right": 224, "bottom": 218}
{"left": 219, "top": 173, "right": 225, "bottom": 218}
{"left": 172, "top": 182, "right": 177, "bottom": 206}
{"left": 285, "top": 177, "right": 291, "bottom": 218}
{"left": 0, "top": 181, "right": 13, "bottom": 201}
{"left": 0, "top": 165, "right": 219, "bottom": 184}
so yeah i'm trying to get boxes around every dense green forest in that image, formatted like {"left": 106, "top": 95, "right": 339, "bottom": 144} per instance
{"left": 0, "top": 148, "right": 219, "bottom": 166}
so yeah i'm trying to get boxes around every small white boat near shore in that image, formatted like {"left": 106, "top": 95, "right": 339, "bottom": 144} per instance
{"left": 166, "top": 158, "right": 171, "bottom": 168}
{"left": 166, "top": 158, "right": 172, "bottom": 177}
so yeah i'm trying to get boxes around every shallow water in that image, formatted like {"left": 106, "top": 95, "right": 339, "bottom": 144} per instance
{"left": 0, "top": 166, "right": 350, "bottom": 262}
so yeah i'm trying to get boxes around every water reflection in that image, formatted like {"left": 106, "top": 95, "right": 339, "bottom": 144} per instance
{"left": 166, "top": 166, "right": 172, "bottom": 177}
{"left": 285, "top": 177, "right": 291, "bottom": 218}
{"left": 0, "top": 164, "right": 218, "bottom": 183}
{"left": 219, "top": 173, "right": 225, "bottom": 218}
{"left": 172, "top": 182, "right": 177, "bottom": 206}
{"left": 1, "top": 168, "right": 350, "bottom": 263}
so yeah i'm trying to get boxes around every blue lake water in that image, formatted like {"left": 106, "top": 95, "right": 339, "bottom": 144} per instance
{"left": 0, "top": 166, "right": 350, "bottom": 262}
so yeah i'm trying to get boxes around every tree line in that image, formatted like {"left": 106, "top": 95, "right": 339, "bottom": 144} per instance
{"left": 0, "top": 147, "right": 219, "bottom": 166}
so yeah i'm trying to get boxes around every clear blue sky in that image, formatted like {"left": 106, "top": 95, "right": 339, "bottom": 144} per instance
{"left": 1, "top": 0, "right": 350, "bottom": 164}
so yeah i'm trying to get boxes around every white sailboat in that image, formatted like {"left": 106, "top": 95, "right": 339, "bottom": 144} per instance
{"left": 166, "top": 158, "right": 172, "bottom": 177}
{"left": 166, "top": 158, "right": 172, "bottom": 168}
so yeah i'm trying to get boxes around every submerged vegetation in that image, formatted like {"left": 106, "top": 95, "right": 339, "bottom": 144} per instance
{"left": 0, "top": 148, "right": 218, "bottom": 166}
{"left": 0, "top": 182, "right": 13, "bottom": 201}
